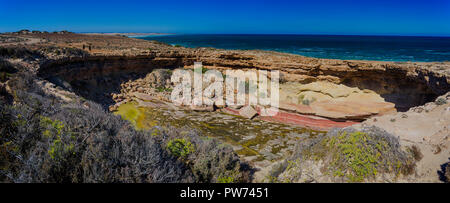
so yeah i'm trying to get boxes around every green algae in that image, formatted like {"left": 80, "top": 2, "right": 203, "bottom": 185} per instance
{"left": 114, "top": 102, "right": 157, "bottom": 130}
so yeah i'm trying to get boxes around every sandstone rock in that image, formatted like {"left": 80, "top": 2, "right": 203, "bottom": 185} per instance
{"left": 310, "top": 101, "right": 396, "bottom": 120}
{"left": 279, "top": 81, "right": 396, "bottom": 119}
{"left": 133, "top": 92, "right": 155, "bottom": 101}
{"left": 190, "top": 105, "right": 214, "bottom": 112}
{"left": 279, "top": 102, "right": 314, "bottom": 115}
{"left": 239, "top": 106, "right": 258, "bottom": 119}
{"left": 298, "top": 81, "right": 361, "bottom": 98}
{"left": 109, "top": 105, "right": 117, "bottom": 111}
{"left": 229, "top": 104, "right": 243, "bottom": 110}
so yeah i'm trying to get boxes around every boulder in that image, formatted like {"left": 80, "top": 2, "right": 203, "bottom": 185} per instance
{"left": 239, "top": 106, "right": 258, "bottom": 119}
{"left": 144, "top": 69, "right": 172, "bottom": 87}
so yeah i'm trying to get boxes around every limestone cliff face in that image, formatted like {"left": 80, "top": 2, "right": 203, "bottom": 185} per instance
{"left": 197, "top": 52, "right": 448, "bottom": 110}
{"left": 38, "top": 49, "right": 449, "bottom": 112}
{"left": 28, "top": 32, "right": 448, "bottom": 114}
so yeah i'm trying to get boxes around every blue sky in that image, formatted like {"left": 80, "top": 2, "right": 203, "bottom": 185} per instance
{"left": 1, "top": 0, "right": 449, "bottom": 36}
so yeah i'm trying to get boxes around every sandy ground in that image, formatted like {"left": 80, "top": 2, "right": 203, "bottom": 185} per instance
{"left": 354, "top": 93, "right": 450, "bottom": 182}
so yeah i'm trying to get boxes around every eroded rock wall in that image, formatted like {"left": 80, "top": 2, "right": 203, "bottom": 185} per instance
{"left": 38, "top": 53, "right": 449, "bottom": 112}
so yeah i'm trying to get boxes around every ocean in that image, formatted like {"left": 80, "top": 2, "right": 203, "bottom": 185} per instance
{"left": 136, "top": 34, "right": 450, "bottom": 62}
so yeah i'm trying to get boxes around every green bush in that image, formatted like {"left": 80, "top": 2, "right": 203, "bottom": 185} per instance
{"left": 217, "top": 175, "right": 234, "bottom": 183}
{"left": 167, "top": 138, "right": 195, "bottom": 158}
{"left": 283, "top": 127, "right": 417, "bottom": 182}
{"left": 323, "top": 131, "right": 380, "bottom": 182}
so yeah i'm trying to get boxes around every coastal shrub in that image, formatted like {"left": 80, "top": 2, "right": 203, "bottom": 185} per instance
{"left": 0, "top": 102, "right": 20, "bottom": 180}
{"left": 0, "top": 93, "right": 81, "bottom": 182}
{"left": 0, "top": 72, "right": 11, "bottom": 83}
{"left": 0, "top": 72, "right": 195, "bottom": 182}
{"left": 0, "top": 47, "right": 43, "bottom": 60}
{"left": 167, "top": 138, "right": 195, "bottom": 158}
{"left": 38, "top": 46, "right": 88, "bottom": 57}
{"left": 189, "top": 136, "right": 252, "bottom": 183}
{"left": 1, "top": 69, "right": 251, "bottom": 183}
{"left": 0, "top": 58, "right": 18, "bottom": 74}
{"left": 281, "top": 126, "right": 416, "bottom": 182}
{"left": 408, "top": 145, "right": 423, "bottom": 161}
{"left": 0, "top": 45, "right": 252, "bottom": 183}
{"left": 322, "top": 131, "right": 380, "bottom": 181}
{"left": 0, "top": 93, "right": 195, "bottom": 182}
{"left": 154, "top": 126, "right": 253, "bottom": 183}
{"left": 217, "top": 175, "right": 234, "bottom": 183}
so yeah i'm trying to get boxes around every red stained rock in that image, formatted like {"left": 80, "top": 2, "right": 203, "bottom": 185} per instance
{"left": 222, "top": 107, "right": 358, "bottom": 130}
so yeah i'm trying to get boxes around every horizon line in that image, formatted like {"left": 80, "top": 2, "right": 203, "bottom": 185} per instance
{"left": 81, "top": 32, "right": 450, "bottom": 38}
{"left": 3, "top": 30, "right": 450, "bottom": 38}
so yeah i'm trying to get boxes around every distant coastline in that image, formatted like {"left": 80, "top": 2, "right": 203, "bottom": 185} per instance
{"left": 137, "top": 34, "right": 450, "bottom": 62}
{"left": 82, "top": 32, "right": 174, "bottom": 37}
